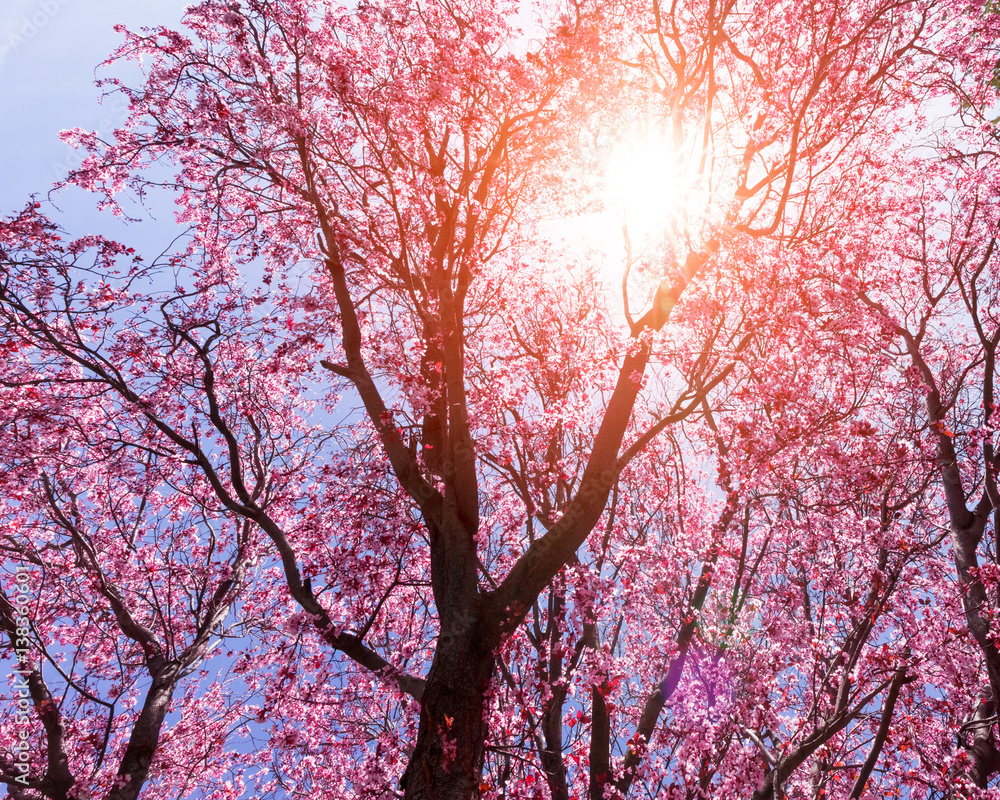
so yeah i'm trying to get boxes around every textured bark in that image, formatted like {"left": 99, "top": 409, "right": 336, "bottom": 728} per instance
{"left": 401, "top": 615, "right": 495, "bottom": 800}
{"left": 541, "top": 685, "right": 571, "bottom": 800}
{"left": 540, "top": 589, "right": 571, "bottom": 800}
{"left": 948, "top": 697, "right": 1000, "bottom": 796}
{"left": 880, "top": 318, "right": 1000, "bottom": 790}
{"left": 106, "top": 663, "right": 181, "bottom": 800}
{"left": 313, "top": 137, "right": 707, "bottom": 795}
{"left": 589, "top": 684, "right": 612, "bottom": 800}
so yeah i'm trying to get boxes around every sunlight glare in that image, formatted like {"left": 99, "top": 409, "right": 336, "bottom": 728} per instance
{"left": 605, "top": 128, "right": 687, "bottom": 249}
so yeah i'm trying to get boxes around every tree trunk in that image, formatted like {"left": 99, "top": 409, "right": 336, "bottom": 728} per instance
{"left": 541, "top": 685, "right": 571, "bottom": 800}
{"left": 946, "top": 696, "right": 1000, "bottom": 797}
{"left": 106, "top": 662, "right": 180, "bottom": 800}
{"left": 401, "top": 626, "right": 495, "bottom": 800}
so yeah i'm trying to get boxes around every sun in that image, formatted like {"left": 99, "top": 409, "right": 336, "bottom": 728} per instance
{"left": 605, "top": 128, "right": 689, "bottom": 248}
{"left": 536, "top": 120, "right": 712, "bottom": 289}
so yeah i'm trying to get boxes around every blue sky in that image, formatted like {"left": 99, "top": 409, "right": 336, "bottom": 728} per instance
{"left": 0, "top": 0, "right": 191, "bottom": 226}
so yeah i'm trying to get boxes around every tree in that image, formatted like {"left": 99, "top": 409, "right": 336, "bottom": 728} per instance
{"left": 2, "top": 0, "right": 1000, "bottom": 798}
{"left": 848, "top": 91, "right": 1000, "bottom": 792}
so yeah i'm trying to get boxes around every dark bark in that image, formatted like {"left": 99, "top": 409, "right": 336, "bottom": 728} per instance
{"left": 589, "top": 684, "right": 612, "bottom": 800}
{"left": 399, "top": 331, "right": 665, "bottom": 799}
{"left": 0, "top": 588, "right": 75, "bottom": 800}
{"left": 540, "top": 590, "right": 571, "bottom": 800}
{"left": 541, "top": 685, "right": 571, "bottom": 800}
{"left": 397, "top": 333, "right": 661, "bottom": 800}
{"left": 949, "top": 696, "right": 1000, "bottom": 796}
{"left": 490, "top": 344, "right": 653, "bottom": 639}
{"left": 961, "top": 739, "right": 1000, "bottom": 792}
{"left": 400, "top": 608, "right": 495, "bottom": 800}
{"left": 750, "top": 675, "right": 908, "bottom": 800}
{"left": 918, "top": 359, "right": 1000, "bottom": 792}
{"left": 105, "top": 663, "right": 181, "bottom": 800}
{"left": 897, "top": 333, "right": 1000, "bottom": 699}
{"left": 849, "top": 667, "right": 908, "bottom": 798}
{"left": 311, "top": 136, "right": 714, "bottom": 794}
